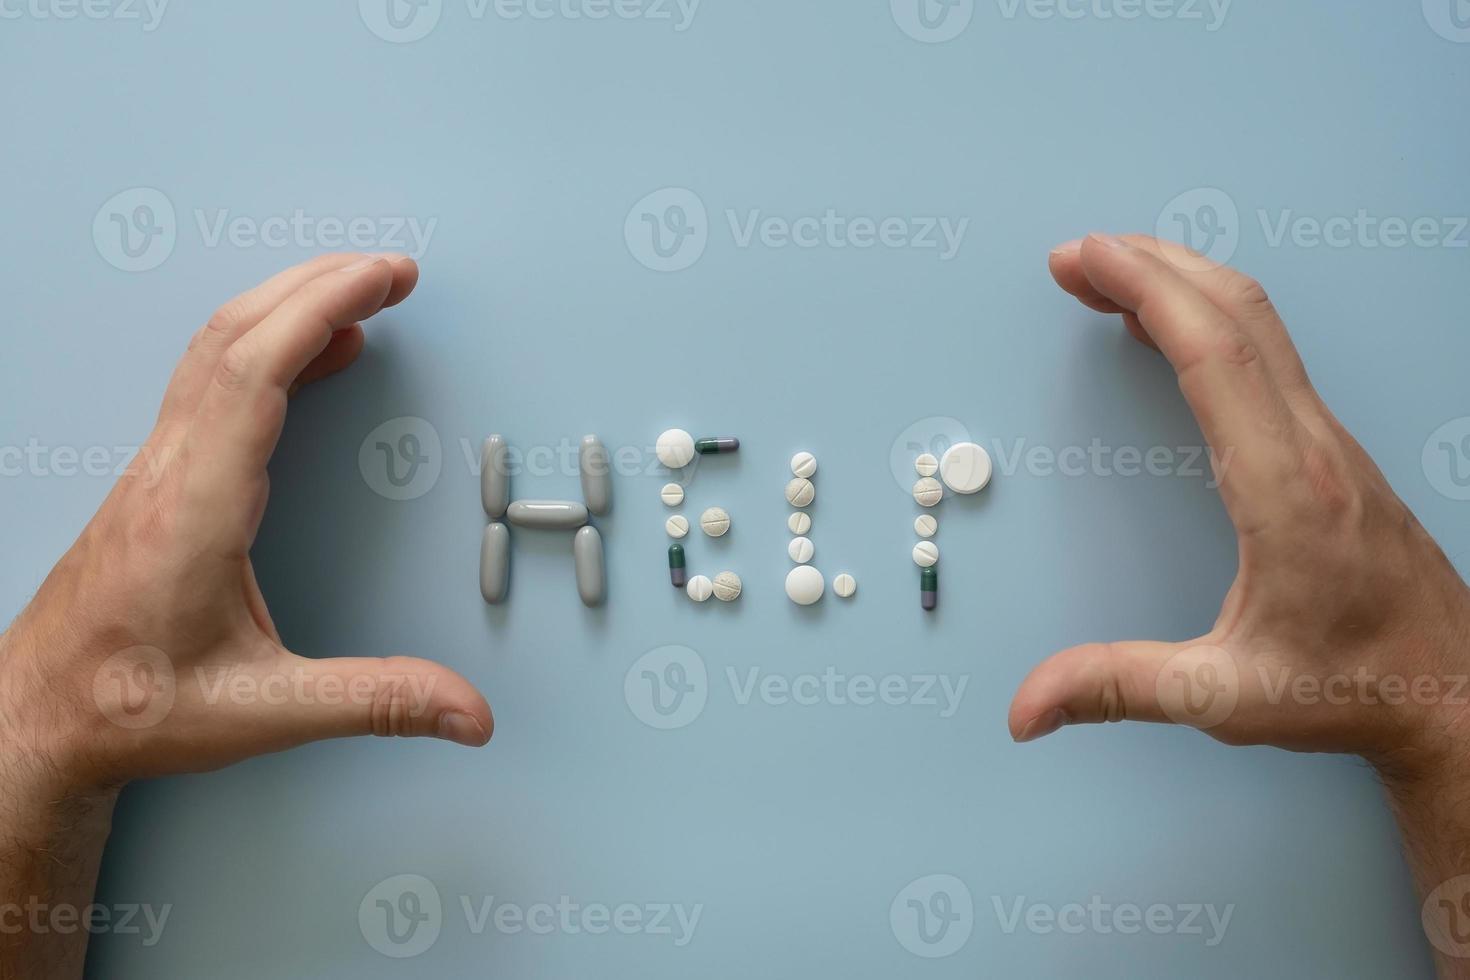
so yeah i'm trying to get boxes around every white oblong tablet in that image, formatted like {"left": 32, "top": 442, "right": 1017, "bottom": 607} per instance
{"left": 785, "top": 478, "right": 815, "bottom": 508}
{"left": 915, "top": 453, "right": 939, "bottom": 477}
{"left": 790, "top": 451, "right": 817, "bottom": 479}
{"left": 912, "top": 541, "right": 940, "bottom": 567}
{"left": 686, "top": 575, "right": 713, "bottom": 602}
{"left": 915, "top": 514, "right": 938, "bottom": 538}
{"left": 833, "top": 573, "right": 857, "bottom": 598}
{"left": 940, "top": 441, "right": 992, "bottom": 494}
{"left": 788, "top": 536, "right": 815, "bottom": 564}
{"left": 666, "top": 515, "right": 690, "bottom": 539}
{"left": 660, "top": 483, "right": 685, "bottom": 507}
{"left": 656, "top": 429, "right": 696, "bottom": 469}
{"left": 785, "top": 565, "right": 825, "bottom": 606}
{"left": 913, "top": 477, "right": 943, "bottom": 508}
{"left": 788, "top": 512, "right": 812, "bottom": 535}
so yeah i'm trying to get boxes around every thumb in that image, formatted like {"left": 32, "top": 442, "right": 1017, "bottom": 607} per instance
{"left": 264, "top": 654, "right": 493, "bottom": 748}
{"left": 1009, "top": 640, "right": 1211, "bottom": 743}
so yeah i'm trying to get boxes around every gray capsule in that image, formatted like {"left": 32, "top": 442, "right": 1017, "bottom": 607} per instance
{"left": 573, "top": 525, "right": 605, "bottom": 607}
{"left": 480, "top": 522, "right": 510, "bottom": 604}
{"left": 506, "top": 500, "right": 589, "bottom": 530}
{"left": 481, "top": 435, "right": 510, "bottom": 518}
{"left": 580, "top": 435, "right": 612, "bottom": 516}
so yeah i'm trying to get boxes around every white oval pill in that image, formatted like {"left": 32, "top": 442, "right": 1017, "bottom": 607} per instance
{"left": 686, "top": 575, "right": 713, "bottom": 602}
{"left": 712, "top": 571, "right": 742, "bottom": 602}
{"left": 788, "top": 512, "right": 812, "bottom": 535}
{"left": 913, "top": 541, "right": 940, "bottom": 567}
{"left": 700, "top": 506, "right": 731, "bottom": 537}
{"left": 785, "top": 565, "right": 825, "bottom": 605}
{"left": 788, "top": 536, "right": 815, "bottom": 564}
{"left": 913, "top": 477, "right": 943, "bottom": 508}
{"left": 660, "top": 483, "right": 685, "bottom": 507}
{"left": 656, "top": 429, "right": 696, "bottom": 469}
{"left": 940, "top": 441, "right": 993, "bottom": 494}
{"left": 790, "top": 451, "right": 817, "bottom": 479}
{"left": 785, "top": 478, "right": 815, "bottom": 508}
{"left": 915, "top": 453, "right": 939, "bottom": 477}
{"left": 833, "top": 573, "right": 857, "bottom": 598}
{"left": 914, "top": 514, "right": 938, "bottom": 538}
{"left": 666, "top": 515, "right": 690, "bottom": 539}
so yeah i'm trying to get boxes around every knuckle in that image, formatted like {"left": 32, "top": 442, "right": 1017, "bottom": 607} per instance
{"left": 1297, "top": 440, "right": 1361, "bottom": 520}
{"left": 368, "top": 667, "right": 419, "bottom": 738}
{"left": 213, "top": 343, "right": 253, "bottom": 392}
{"left": 1215, "top": 331, "right": 1261, "bottom": 368}
{"left": 196, "top": 297, "right": 251, "bottom": 348}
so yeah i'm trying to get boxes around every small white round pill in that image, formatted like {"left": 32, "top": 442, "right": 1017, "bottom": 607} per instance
{"left": 833, "top": 573, "right": 857, "bottom": 598}
{"left": 913, "top": 477, "right": 943, "bottom": 508}
{"left": 913, "top": 541, "right": 940, "bottom": 567}
{"left": 790, "top": 451, "right": 817, "bottom": 479}
{"left": 915, "top": 453, "right": 939, "bottom": 477}
{"left": 712, "top": 571, "right": 743, "bottom": 602}
{"left": 666, "top": 515, "right": 690, "bottom": 539}
{"left": 785, "top": 478, "right": 815, "bottom": 508}
{"left": 700, "top": 506, "right": 731, "bottom": 537}
{"left": 940, "top": 441, "right": 993, "bottom": 494}
{"left": 914, "top": 514, "right": 938, "bottom": 538}
{"left": 788, "top": 536, "right": 815, "bottom": 564}
{"left": 788, "top": 512, "right": 812, "bottom": 535}
{"left": 785, "top": 565, "right": 825, "bottom": 606}
{"left": 656, "top": 429, "right": 696, "bottom": 469}
{"left": 660, "top": 483, "right": 685, "bottom": 507}
{"left": 686, "top": 575, "right": 713, "bottom": 602}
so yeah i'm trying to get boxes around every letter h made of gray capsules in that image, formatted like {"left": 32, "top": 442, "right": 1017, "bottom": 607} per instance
{"left": 479, "top": 435, "right": 610, "bottom": 608}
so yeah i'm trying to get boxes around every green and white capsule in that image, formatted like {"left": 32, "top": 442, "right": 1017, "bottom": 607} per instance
{"left": 695, "top": 437, "right": 740, "bottom": 455}
{"left": 921, "top": 567, "right": 938, "bottom": 611}
{"left": 668, "top": 544, "right": 687, "bottom": 588}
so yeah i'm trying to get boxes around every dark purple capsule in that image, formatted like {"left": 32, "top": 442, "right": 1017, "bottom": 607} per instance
{"left": 921, "top": 567, "right": 938, "bottom": 611}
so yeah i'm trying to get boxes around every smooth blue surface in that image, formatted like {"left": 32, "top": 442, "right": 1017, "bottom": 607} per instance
{"left": 2, "top": 2, "right": 1467, "bottom": 977}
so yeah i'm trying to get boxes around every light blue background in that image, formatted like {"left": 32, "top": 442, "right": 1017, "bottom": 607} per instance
{"left": 2, "top": 1, "right": 1468, "bottom": 976}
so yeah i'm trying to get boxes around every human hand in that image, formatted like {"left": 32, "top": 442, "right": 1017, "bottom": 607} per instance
{"left": 0, "top": 253, "right": 493, "bottom": 801}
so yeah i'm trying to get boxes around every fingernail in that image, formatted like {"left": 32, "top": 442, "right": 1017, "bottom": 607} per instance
{"left": 1015, "top": 708, "right": 1068, "bottom": 743}
{"left": 339, "top": 255, "right": 383, "bottom": 273}
{"left": 437, "top": 711, "right": 489, "bottom": 747}
{"left": 1050, "top": 238, "right": 1084, "bottom": 256}
{"left": 371, "top": 252, "right": 411, "bottom": 263}
{"left": 1087, "top": 233, "right": 1129, "bottom": 250}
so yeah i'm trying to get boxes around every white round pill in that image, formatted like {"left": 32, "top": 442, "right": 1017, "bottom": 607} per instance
{"left": 686, "top": 575, "right": 713, "bottom": 602}
{"left": 915, "top": 453, "right": 939, "bottom": 477}
{"left": 666, "top": 515, "right": 690, "bottom": 539}
{"left": 790, "top": 451, "right": 817, "bottom": 479}
{"left": 940, "top": 441, "right": 993, "bottom": 494}
{"left": 913, "top": 477, "right": 943, "bottom": 508}
{"left": 660, "top": 483, "right": 685, "bottom": 507}
{"left": 833, "top": 573, "right": 857, "bottom": 598}
{"left": 785, "top": 565, "right": 825, "bottom": 605}
{"left": 788, "top": 536, "right": 815, "bottom": 564}
{"left": 700, "top": 506, "right": 731, "bottom": 537}
{"left": 713, "top": 571, "right": 743, "bottom": 602}
{"left": 913, "top": 541, "right": 940, "bottom": 567}
{"left": 788, "top": 512, "right": 812, "bottom": 535}
{"left": 914, "top": 514, "right": 938, "bottom": 538}
{"left": 656, "top": 429, "right": 696, "bottom": 469}
{"left": 785, "top": 478, "right": 815, "bottom": 508}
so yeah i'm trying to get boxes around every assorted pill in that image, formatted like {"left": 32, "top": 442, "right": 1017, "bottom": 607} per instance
{"left": 479, "top": 522, "right": 510, "bottom": 604}
{"left": 656, "top": 429, "right": 697, "bottom": 469}
{"left": 481, "top": 435, "right": 510, "bottom": 519}
{"left": 660, "top": 482, "right": 685, "bottom": 507}
{"left": 696, "top": 437, "right": 741, "bottom": 455}
{"left": 833, "top": 573, "right": 857, "bottom": 599}
{"left": 788, "top": 512, "right": 812, "bottom": 535}
{"left": 785, "top": 478, "right": 815, "bottom": 508}
{"left": 788, "top": 536, "right": 815, "bottom": 564}
{"left": 666, "top": 515, "right": 690, "bottom": 539}
{"left": 913, "top": 541, "right": 939, "bottom": 568}
{"left": 785, "top": 565, "right": 825, "bottom": 606}
{"left": 915, "top": 453, "right": 939, "bottom": 478}
{"left": 915, "top": 514, "right": 938, "bottom": 538}
{"left": 713, "top": 571, "right": 743, "bottom": 602}
{"left": 912, "top": 477, "right": 943, "bottom": 508}
{"left": 686, "top": 575, "right": 713, "bottom": 602}
{"left": 668, "top": 544, "right": 687, "bottom": 588}
{"left": 790, "top": 451, "right": 817, "bottom": 479}
{"left": 940, "top": 441, "right": 993, "bottom": 494}
{"left": 507, "top": 500, "right": 590, "bottom": 530}
{"left": 700, "top": 506, "right": 731, "bottom": 537}
{"left": 921, "top": 567, "right": 938, "bottom": 611}
{"left": 572, "top": 525, "right": 605, "bottom": 607}
{"left": 579, "top": 435, "right": 612, "bottom": 517}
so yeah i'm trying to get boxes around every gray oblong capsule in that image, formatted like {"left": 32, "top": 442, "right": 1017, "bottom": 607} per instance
{"left": 573, "top": 525, "right": 606, "bottom": 607}
{"left": 506, "top": 500, "right": 589, "bottom": 530}
{"left": 480, "top": 522, "right": 510, "bottom": 604}
{"left": 481, "top": 435, "right": 510, "bottom": 518}
{"left": 580, "top": 435, "right": 612, "bottom": 517}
